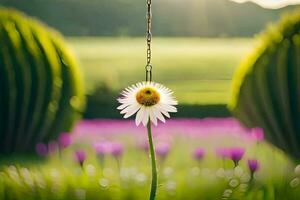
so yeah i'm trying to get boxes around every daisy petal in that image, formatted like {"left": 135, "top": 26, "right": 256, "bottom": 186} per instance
{"left": 149, "top": 108, "right": 158, "bottom": 126}
{"left": 121, "top": 103, "right": 138, "bottom": 114}
{"left": 117, "top": 103, "right": 130, "bottom": 110}
{"left": 153, "top": 105, "right": 165, "bottom": 123}
{"left": 135, "top": 107, "right": 145, "bottom": 126}
{"left": 160, "top": 108, "right": 170, "bottom": 118}
{"left": 124, "top": 104, "right": 141, "bottom": 118}
{"left": 142, "top": 108, "right": 150, "bottom": 126}
{"left": 161, "top": 104, "right": 177, "bottom": 113}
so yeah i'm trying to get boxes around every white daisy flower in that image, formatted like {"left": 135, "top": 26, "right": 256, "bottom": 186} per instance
{"left": 117, "top": 82, "right": 177, "bottom": 126}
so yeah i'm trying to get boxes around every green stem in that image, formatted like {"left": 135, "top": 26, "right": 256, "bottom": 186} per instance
{"left": 147, "top": 121, "right": 157, "bottom": 200}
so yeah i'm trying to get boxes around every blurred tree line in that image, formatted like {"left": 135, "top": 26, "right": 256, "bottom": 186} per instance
{"left": 0, "top": 0, "right": 297, "bottom": 37}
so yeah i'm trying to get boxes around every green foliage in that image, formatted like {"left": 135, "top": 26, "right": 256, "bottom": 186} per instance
{"left": 229, "top": 8, "right": 300, "bottom": 158}
{"left": 0, "top": 8, "right": 85, "bottom": 154}
{"left": 0, "top": 0, "right": 297, "bottom": 37}
{"left": 0, "top": 138, "right": 296, "bottom": 200}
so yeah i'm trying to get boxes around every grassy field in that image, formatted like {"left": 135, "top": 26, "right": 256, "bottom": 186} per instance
{"left": 68, "top": 38, "right": 255, "bottom": 104}
{"left": 0, "top": 119, "right": 297, "bottom": 200}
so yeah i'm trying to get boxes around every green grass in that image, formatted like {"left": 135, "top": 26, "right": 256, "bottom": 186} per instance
{"left": 69, "top": 37, "right": 255, "bottom": 104}
{"left": 0, "top": 136, "right": 298, "bottom": 200}
{"left": 0, "top": 118, "right": 298, "bottom": 200}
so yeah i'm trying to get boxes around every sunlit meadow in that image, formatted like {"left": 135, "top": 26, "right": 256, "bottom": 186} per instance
{"left": 1, "top": 119, "right": 300, "bottom": 200}
{"left": 1, "top": 1, "right": 300, "bottom": 199}
{"left": 70, "top": 38, "right": 255, "bottom": 104}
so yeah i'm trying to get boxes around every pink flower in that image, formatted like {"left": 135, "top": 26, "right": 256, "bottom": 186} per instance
{"left": 93, "top": 142, "right": 110, "bottom": 155}
{"left": 110, "top": 142, "right": 124, "bottom": 158}
{"left": 193, "top": 148, "right": 205, "bottom": 161}
{"left": 229, "top": 147, "right": 245, "bottom": 167}
{"left": 75, "top": 150, "right": 86, "bottom": 167}
{"left": 36, "top": 143, "right": 48, "bottom": 157}
{"left": 248, "top": 159, "right": 260, "bottom": 173}
{"left": 249, "top": 128, "right": 264, "bottom": 142}
{"left": 155, "top": 143, "right": 171, "bottom": 160}
{"left": 58, "top": 133, "right": 72, "bottom": 149}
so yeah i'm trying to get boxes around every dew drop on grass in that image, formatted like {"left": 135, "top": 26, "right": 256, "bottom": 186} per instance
{"left": 163, "top": 166, "right": 174, "bottom": 177}
{"left": 234, "top": 166, "right": 243, "bottom": 177}
{"left": 120, "top": 168, "right": 130, "bottom": 180}
{"left": 20, "top": 168, "right": 34, "bottom": 188}
{"left": 290, "top": 178, "right": 300, "bottom": 188}
{"left": 75, "top": 188, "right": 86, "bottom": 200}
{"left": 50, "top": 168, "right": 60, "bottom": 179}
{"left": 222, "top": 189, "right": 232, "bottom": 198}
{"left": 239, "top": 183, "right": 248, "bottom": 192}
{"left": 240, "top": 173, "right": 251, "bottom": 183}
{"left": 216, "top": 168, "right": 225, "bottom": 178}
{"left": 229, "top": 179, "right": 239, "bottom": 188}
{"left": 166, "top": 180, "right": 177, "bottom": 191}
{"left": 86, "top": 164, "right": 96, "bottom": 176}
{"left": 7, "top": 165, "right": 21, "bottom": 184}
{"left": 35, "top": 174, "right": 46, "bottom": 189}
{"left": 224, "top": 170, "right": 234, "bottom": 180}
{"left": 295, "top": 165, "right": 300, "bottom": 175}
{"left": 135, "top": 173, "right": 147, "bottom": 184}
{"left": 99, "top": 178, "right": 109, "bottom": 188}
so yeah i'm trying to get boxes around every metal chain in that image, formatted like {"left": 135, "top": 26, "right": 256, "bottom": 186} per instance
{"left": 146, "top": 0, "right": 152, "bottom": 82}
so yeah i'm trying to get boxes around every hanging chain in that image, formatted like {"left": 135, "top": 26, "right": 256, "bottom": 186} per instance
{"left": 146, "top": 0, "right": 152, "bottom": 82}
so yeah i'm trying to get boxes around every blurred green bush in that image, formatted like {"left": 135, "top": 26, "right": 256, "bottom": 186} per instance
{"left": 84, "top": 83, "right": 230, "bottom": 119}
{"left": 229, "top": 8, "right": 300, "bottom": 158}
{"left": 0, "top": 8, "right": 85, "bottom": 154}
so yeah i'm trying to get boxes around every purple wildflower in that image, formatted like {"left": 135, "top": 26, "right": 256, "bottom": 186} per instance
{"left": 193, "top": 148, "right": 205, "bottom": 161}
{"left": 155, "top": 143, "right": 170, "bottom": 160}
{"left": 110, "top": 142, "right": 124, "bottom": 158}
{"left": 93, "top": 142, "right": 110, "bottom": 168}
{"left": 249, "top": 128, "right": 264, "bottom": 142}
{"left": 58, "top": 133, "right": 72, "bottom": 149}
{"left": 248, "top": 159, "right": 260, "bottom": 174}
{"left": 75, "top": 150, "right": 86, "bottom": 167}
{"left": 94, "top": 142, "right": 110, "bottom": 156}
{"left": 229, "top": 147, "right": 245, "bottom": 167}
{"left": 36, "top": 143, "right": 48, "bottom": 157}
{"left": 110, "top": 142, "right": 124, "bottom": 169}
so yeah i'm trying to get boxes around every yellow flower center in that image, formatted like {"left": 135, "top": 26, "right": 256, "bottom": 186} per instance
{"left": 136, "top": 87, "right": 160, "bottom": 106}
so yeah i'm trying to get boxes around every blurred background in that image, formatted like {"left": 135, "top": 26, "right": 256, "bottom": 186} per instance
{"left": 2, "top": 1, "right": 300, "bottom": 199}
{"left": 1, "top": 0, "right": 298, "bottom": 119}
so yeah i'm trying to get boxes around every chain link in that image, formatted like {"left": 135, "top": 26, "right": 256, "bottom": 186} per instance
{"left": 146, "top": 0, "right": 152, "bottom": 82}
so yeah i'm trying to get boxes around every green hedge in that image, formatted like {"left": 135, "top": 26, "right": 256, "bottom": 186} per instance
{"left": 0, "top": 8, "right": 85, "bottom": 154}
{"left": 229, "top": 8, "right": 300, "bottom": 158}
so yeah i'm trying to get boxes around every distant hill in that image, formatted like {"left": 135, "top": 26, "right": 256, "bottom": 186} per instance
{"left": 0, "top": 0, "right": 298, "bottom": 37}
